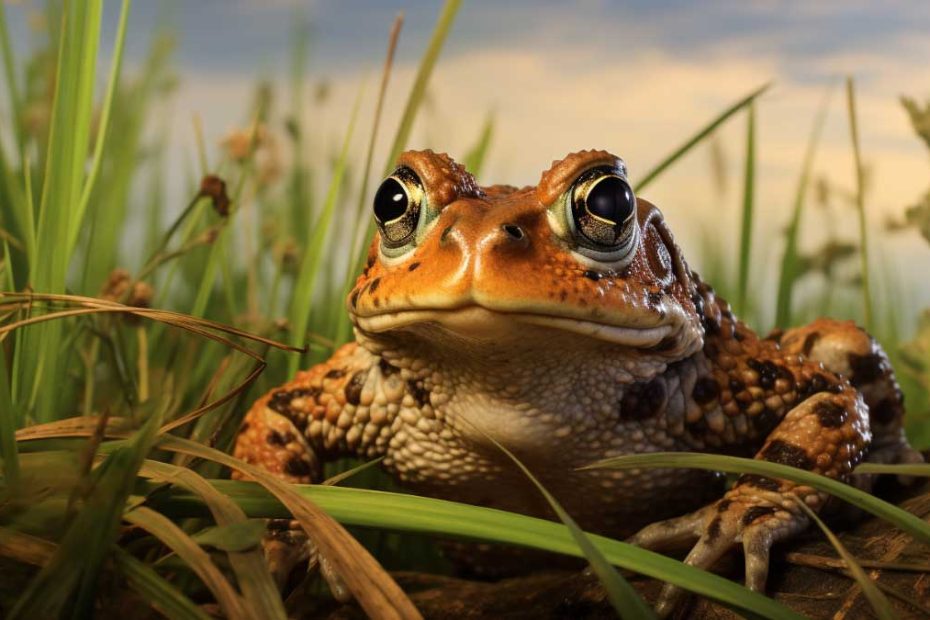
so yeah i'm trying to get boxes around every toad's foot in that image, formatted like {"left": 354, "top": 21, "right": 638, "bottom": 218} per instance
{"left": 628, "top": 493, "right": 809, "bottom": 616}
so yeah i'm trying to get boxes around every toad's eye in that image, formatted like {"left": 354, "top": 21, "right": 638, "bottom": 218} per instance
{"left": 569, "top": 167, "right": 637, "bottom": 249}
{"left": 373, "top": 166, "right": 423, "bottom": 248}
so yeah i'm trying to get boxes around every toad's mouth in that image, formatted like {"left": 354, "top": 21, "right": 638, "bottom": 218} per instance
{"left": 353, "top": 305, "right": 675, "bottom": 348}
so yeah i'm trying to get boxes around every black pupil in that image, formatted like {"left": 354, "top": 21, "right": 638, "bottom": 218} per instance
{"left": 587, "top": 176, "right": 633, "bottom": 224}
{"left": 374, "top": 177, "right": 408, "bottom": 223}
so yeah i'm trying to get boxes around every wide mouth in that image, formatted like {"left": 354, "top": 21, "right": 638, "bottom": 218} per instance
{"left": 353, "top": 305, "right": 674, "bottom": 348}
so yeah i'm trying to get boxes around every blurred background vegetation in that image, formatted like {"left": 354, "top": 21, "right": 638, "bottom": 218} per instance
{"left": 0, "top": 1, "right": 929, "bottom": 618}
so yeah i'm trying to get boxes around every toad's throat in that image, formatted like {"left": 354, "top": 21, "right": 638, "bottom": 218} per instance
{"left": 353, "top": 305, "right": 674, "bottom": 348}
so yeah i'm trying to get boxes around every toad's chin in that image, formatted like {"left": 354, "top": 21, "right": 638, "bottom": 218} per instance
{"left": 353, "top": 305, "right": 686, "bottom": 350}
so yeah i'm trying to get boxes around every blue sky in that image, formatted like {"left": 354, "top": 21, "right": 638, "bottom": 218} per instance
{"left": 5, "top": 0, "right": 930, "bottom": 322}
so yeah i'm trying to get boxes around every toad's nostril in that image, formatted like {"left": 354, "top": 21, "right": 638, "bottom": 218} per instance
{"left": 502, "top": 223, "right": 525, "bottom": 240}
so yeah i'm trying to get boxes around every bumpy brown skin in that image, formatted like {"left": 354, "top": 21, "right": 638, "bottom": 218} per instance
{"left": 234, "top": 149, "right": 922, "bottom": 613}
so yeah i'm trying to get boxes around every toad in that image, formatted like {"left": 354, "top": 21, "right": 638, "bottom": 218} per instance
{"left": 234, "top": 149, "right": 922, "bottom": 613}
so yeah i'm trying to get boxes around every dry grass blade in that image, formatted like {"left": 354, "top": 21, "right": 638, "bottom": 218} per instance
{"left": 0, "top": 526, "right": 56, "bottom": 566}
{"left": 0, "top": 292, "right": 298, "bottom": 431}
{"left": 158, "top": 435, "right": 423, "bottom": 620}
{"left": 794, "top": 499, "right": 897, "bottom": 620}
{"left": 124, "top": 506, "right": 249, "bottom": 620}
{"left": 322, "top": 456, "right": 385, "bottom": 486}
{"left": 14, "top": 415, "right": 131, "bottom": 442}
{"left": 139, "top": 459, "right": 288, "bottom": 620}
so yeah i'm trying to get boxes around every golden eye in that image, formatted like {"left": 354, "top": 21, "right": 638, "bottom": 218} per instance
{"left": 373, "top": 166, "right": 423, "bottom": 247}
{"left": 570, "top": 167, "right": 637, "bottom": 248}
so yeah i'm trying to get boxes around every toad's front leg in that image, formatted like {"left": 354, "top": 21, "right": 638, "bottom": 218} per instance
{"left": 233, "top": 342, "right": 408, "bottom": 589}
{"left": 629, "top": 384, "right": 870, "bottom": 616}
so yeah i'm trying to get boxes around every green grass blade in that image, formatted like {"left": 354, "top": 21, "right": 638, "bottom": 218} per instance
{"left": 486, "top": 434, "right": 655, "bottom": 619}
{"left": 383, "top": 0, "right": 461, "bottom": 175}
{"left": 735, "top": 102, "right": 756, "bottom": 316}
{"left": 0, "top": 0, "right": 24, "bottom": 152}
{"left": 287, "top": 86, "right": 364, "bottom": 375}
{"left": 70, "top": 0, "right": 131, "bottom": 258}
{"left": 154, "top": 481, "right": 803, "bottom": 620}
{"left": 845, "top": 76, "right": 874, "bottom": 331}
{"left": 774, "top": 85, "right": 833, "bottom": 328}
{"left": 581, "top": 452, "right": 930, "bottom": 545}
{"left": 335, "top": 13, "right": 404, "bottom": 346}
{"left": 635, "top": 83, "right": 770, "bottom": 192}
{"left": 463, "top": 111, "right": 495, "bottom": 177}
{"left": 793, "top": 499, "right": 897, "bottom": 620}
{"left": 854, "top": 463, "right": 930, "bottom": 476}
{"left": 112, "top": 547, "right": 213, "bottom": 620}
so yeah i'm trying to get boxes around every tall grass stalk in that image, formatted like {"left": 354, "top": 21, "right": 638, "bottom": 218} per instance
{"left": 735, "top": 102, "right": 756, "bottom": 316}
{"left": 287, "top": 88, "right": 364, "bottom": 376}
{"left": 635, "top": 83, "right": 770, "bottom": 192}
{"left": 774, "top": 86, "right": 833, "bottom": 328}
{"left": 346, "top": 0, "right": 463, "bottom": 290}
{"left": 846, "top": 76, "right": 874, "bottom": 331}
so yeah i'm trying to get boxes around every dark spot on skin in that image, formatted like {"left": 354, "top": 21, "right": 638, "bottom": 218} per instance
{"left": 239, "top": 421, "right": 249, "bottom": 432}
{"left": 325, "top": 369, "right": 346, "bottom": 380}
{"left": 559, "top": 290, "right": 568, "bottom": 302}
{"left": 345, "top": 370, "right": 368, "bottom": 406}
{"left": 687, "top": 416, "right": 708, "bottom": 434}
{"left": 748, "top": 359, "right": 779, "bottom": 390}
{"left": 703, "top": 315, "right": 720, "bottom": 334}
{"left": 692, "top": 377, "right": 719, "bottom": 405}
{"left": 647, "top": 291, "right": 663, "bottom": 306}
{"left": 814, "top": 400, "right": 847, "bottom": 428}
{"left": 267, "top": 430, "right": 294, "bottom": 446}
{"left": 848, "top": 352, "right": 885, "bottom": 387}
{"left": 802, "top": 332, "right": 820, "bottom": 357}
{"left": 373, "top": 297, "right": 381, "bottom": 307}
{"left": 408, "top": 261, "right": 421, "bottom": 271}
{"left": 871, "top": 397, "right": 899, "bottom": 425}
{"left": 284, "top": 457, "right": 313, "bottom": 477}
{"left": 761, "top": 439, "right": 814, "bottom": 470}
{"left": 765, "top": 328, "right": 784, "bottom": 343}
{"left": 754, "top": 407, "right": 780, "bottom": 434}
{"left": 366, "top": 255, "right": 376, "bottom": 269}
{"left": 704, "top": 341, "right": 720, "bottom": 359}
{"left": 368, "top": 277, "right": 381, "bottom": 294}
{"left": 799, "top": 373, "right": 842, "bottom": 399}
{"left": 737, "top": 474, "right": 781, "bottom": 492}
{"left": 705, "top": 517, "right": 722, "bottom": 544}
{"left": 267, "top": 387, "right": 320, "bottom": 434}
{"left": 734, "top": 330, "right": 746, "bottom": 342}
{"left": 620, "top": 378, "right": 668, "bottom": 421}
{"left": 350, "top": 288, "right": 360, "bottom": 308}
{"left": 741, "top": 505, "right": 777, "bottom": 526}
{"left": 582, "top": 270, "right": 602, "bottom": 281}
{"left": 729, "top": 378, "right": 745, "bottom": 394}
{"left": 379, "top": 358, "right": 400, "bottom": 376}
{"left": 407, "top": 380, "right": 430, "bottom": 407}
{"left": 717, "top": 499, "right": 733, "bottom": 513}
